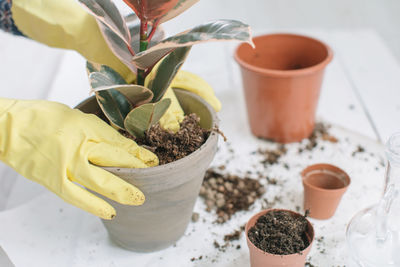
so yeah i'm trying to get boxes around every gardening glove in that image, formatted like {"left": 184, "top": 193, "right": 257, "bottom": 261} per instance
{"left": 147, "top": 70, "right": 221, "bottom": 133}
{"left": 0, "top": 98, "right": 158, "bottom": 220}
{"left": 11, "top": 0, "right": 135, "bottom": 82}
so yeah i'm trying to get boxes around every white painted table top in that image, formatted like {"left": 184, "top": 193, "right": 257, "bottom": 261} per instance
{"left": 1, "top": 8, "right": 400, "bottom": 266}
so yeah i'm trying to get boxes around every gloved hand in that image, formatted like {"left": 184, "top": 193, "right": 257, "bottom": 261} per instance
{"left": 152, "top": 71, "right": 222, "bottom": 132}
{"left": 11, "top": 0, "right": 135, "bottom": 82}
{"left": 0, "top": 98, "right": 158, "bottom": 220}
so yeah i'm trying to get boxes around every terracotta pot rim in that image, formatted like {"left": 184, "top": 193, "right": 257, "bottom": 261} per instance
{"left": 301, "top": 163, "right": 351, "bottom": 193}
{"left": 245, "top": 208, "right": 315, "bottom": 257}
{"left": 80, "top": 89, "right": 219, "bottom": 174}
{"left": 234, "top": 33, "right": 333, "bottom": 78}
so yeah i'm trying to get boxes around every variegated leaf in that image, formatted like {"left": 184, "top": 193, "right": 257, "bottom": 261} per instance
{"left": 122, "top": 0, "right": 179, "bottom": 21}
{"left": 124, "top": 98, "right": 171, "bottom": 138}
{"left": 96, "top": 89, "right": 133, "bottom": 130}
{"left": 78, "top": 0, "right": 131, "bottom": 45}
{"left": 131, "top": 19, "right": 254, "bottom": 70}
{"left": 159, "top": 0, "right": 199, "bottom": 24}
{"left": 147, "top": 47, "right": 191, "bottom": 102}
{"left": 86, "top": 61, "right": 101, "bottom": 73}
{"left": 89, "top": 65, "right": 127, "bottom": 91}
{"left": 98, "top": 23, "right": 137, "bottom": 72}
{"left": 94, "top": 84, "right": 154, "bottom": 106}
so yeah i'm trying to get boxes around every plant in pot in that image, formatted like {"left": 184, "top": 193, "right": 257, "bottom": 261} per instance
{"left": 75, "top": 0, "right": 253, "bottom": 252}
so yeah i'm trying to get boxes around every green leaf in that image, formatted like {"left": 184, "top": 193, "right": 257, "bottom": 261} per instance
{"left": 159, "top": 0, "right": 199, "bottom": 24}
{"left": 87, "top": 64, "right": 154, "bottom": 128}
{"left": 78, "top": 0, "right": 131, "bottom": 45}
{"left": 86, "top": 61, "right": 101, "bottom": 73}
{"left": 96, "top": 89, "right": 133, "bottom": 130}
{"left": 131, "top": 19, "right": 254, "bottom": 70}
{"left": 124, "top": 98, "right": 171, "bottom": 138}
{"left": 148, "top": 47, "right": 191, "bottom": 102}
{"left": 88, "top": 65, "right": 127, "bottom": 91}
{"left": 94, "top": 84, "right": 154, "bottom": 106}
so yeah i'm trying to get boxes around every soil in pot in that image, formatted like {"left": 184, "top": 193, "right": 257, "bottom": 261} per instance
{"left": 122, "top": 113, "right": 210, "bottom": 165}
{"left": 247, "top": 210, "right": 310, "bottom": 255}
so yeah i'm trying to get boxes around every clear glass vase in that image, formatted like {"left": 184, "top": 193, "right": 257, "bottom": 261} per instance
{"left": 346, "top": 133, "right": 400, "bottom": 266}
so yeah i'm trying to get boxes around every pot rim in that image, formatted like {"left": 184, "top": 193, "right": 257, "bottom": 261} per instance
{"left": 101, "top": 89, "right": 219, "bottom": 174}
{"left": 245, "top": 208, "right": 315, "bottom": 258}
{"left": 234, "top": 33, "right": 333, "bottom": 77}
{"left": 301, "top": 163, "right": 351, "bottom": 193}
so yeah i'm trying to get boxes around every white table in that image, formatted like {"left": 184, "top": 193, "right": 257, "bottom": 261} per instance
{"left": 1, "top": 13, "right": 400, "bottom": 266}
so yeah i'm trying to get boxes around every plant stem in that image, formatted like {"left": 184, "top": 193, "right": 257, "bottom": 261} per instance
{"left": 137, "top": 20, "right": 149, "bottom": 86}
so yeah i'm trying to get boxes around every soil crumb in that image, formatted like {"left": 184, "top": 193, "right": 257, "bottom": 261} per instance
{"left": 224, "top": 225, "right": 245, "bottom": 242}
{"left": 200, "top": 168, "right": 265, "bottom": 223}
{"left": 137, "top": 114, "right": 209, "bottom": 165}
{"left": 257, "top": 145, "right": 287, "bottom": 165}
{"left": 248, "top": 210, "right": 310, "bottom": 255}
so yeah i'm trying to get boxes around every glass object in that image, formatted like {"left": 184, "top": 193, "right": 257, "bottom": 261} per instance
{"left": 347, "top": 133, "right": 400, "bottom": 266}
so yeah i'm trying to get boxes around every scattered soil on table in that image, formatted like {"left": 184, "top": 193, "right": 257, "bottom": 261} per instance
{"left": 305, "top": 262, "right": 317, "bottom": 267}
{"left": 200, "top": 169, "right": 265, "bottom": 223}
{"left": 352, "top": 145, "right": 365, "bottom": 157}
{"left": 135, "top": 114, "right": 209, "bottom": 165}
{"left": 191, "top": 212, "right": 200, "bottom": 223}
{"left": 224, "top": 225, "right": 245, "bottom": 242}
{"left": 257, "top": 145, "right": 287, "bottom": 165}
{"left": 299, "top": 122, "right": 338, "bottom": 153}
{"left": 248, "top": 210, "right": 310, "bottom": 255}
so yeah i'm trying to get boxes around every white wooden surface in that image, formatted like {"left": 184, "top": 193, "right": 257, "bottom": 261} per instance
{"left": 1, "top": 3, "right": 400, "bottom": 265}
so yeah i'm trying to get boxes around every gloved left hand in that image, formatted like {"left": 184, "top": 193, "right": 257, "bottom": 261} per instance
{"left": 0, "top": 98, "right": 158, "bottom": 220}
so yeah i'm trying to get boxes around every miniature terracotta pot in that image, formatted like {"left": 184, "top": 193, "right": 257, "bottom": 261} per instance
{"left": 245, "top": 209, "right": 314, "bottom": 267}
{"left": 76, "top": 89, "right": 218, "bottom": 252}
{"left": 235, "top": 33, "right": 333, "bottom": 143}
{"left": 301, "top": 163, "right": 350, "bottom": 220}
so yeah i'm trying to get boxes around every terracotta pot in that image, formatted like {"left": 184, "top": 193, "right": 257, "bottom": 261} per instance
{"left": 235, "top": 33, "right": 333, "bottom": 143}
{"left": 301, "top": 163, "right": 350, "bottom": 220}
{"left": 76, "top": 89, "right": 218, "bottom": 252}
{"left": 245, "top": 209, "right": 314, "bottom": 267}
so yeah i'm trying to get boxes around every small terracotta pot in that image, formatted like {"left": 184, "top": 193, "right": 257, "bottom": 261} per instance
{"left": 301, "top": 163, "right": 350, "bottom": 220}
{"left": 245, "top": 209, "right": 314, "bottom": 267}
{"left": 235, "top": 33, "right": 333, "bottom": 143}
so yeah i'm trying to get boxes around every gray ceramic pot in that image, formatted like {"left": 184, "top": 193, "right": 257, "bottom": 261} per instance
{"left": 76, "top": 89, "right": 218, "bottom": 252}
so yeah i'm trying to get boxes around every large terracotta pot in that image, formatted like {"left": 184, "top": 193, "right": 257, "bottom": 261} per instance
{"left": 245, "top": 209, "right": 314, "bottom": 267}
{"left": 76, "top": 89, "right": 218, "bottom": 252}
{"left": 235, "top": 33, "right": 333, "bottom": 143}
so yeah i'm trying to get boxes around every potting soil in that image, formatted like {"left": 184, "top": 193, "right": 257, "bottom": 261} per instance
{"left": 248, "top": 210, "right": 310, "bottom": 255}
{"left": 137, "top": 113, "right": 209, "bottom": 165}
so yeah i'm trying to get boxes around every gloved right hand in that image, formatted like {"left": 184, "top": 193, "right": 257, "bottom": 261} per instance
{"left": 0, "top": 98, "right": 158, "bottom": 220}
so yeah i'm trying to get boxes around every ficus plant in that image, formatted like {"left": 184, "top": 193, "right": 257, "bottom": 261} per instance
{"left": 78, "top": 0, "right": 253, "bottom": 139}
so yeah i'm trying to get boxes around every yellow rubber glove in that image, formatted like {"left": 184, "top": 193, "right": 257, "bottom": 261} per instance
{"left": 11, "top": 0, "right": 135, "bottom": 82}
{"left": 0, "top": 98, "right": 158, "bottom": 220}
{"left": 171, "top": 71, "right": 222, "bottom": 112}
{"left": 147, "top": 70, "right": 221, "bottom": 133}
